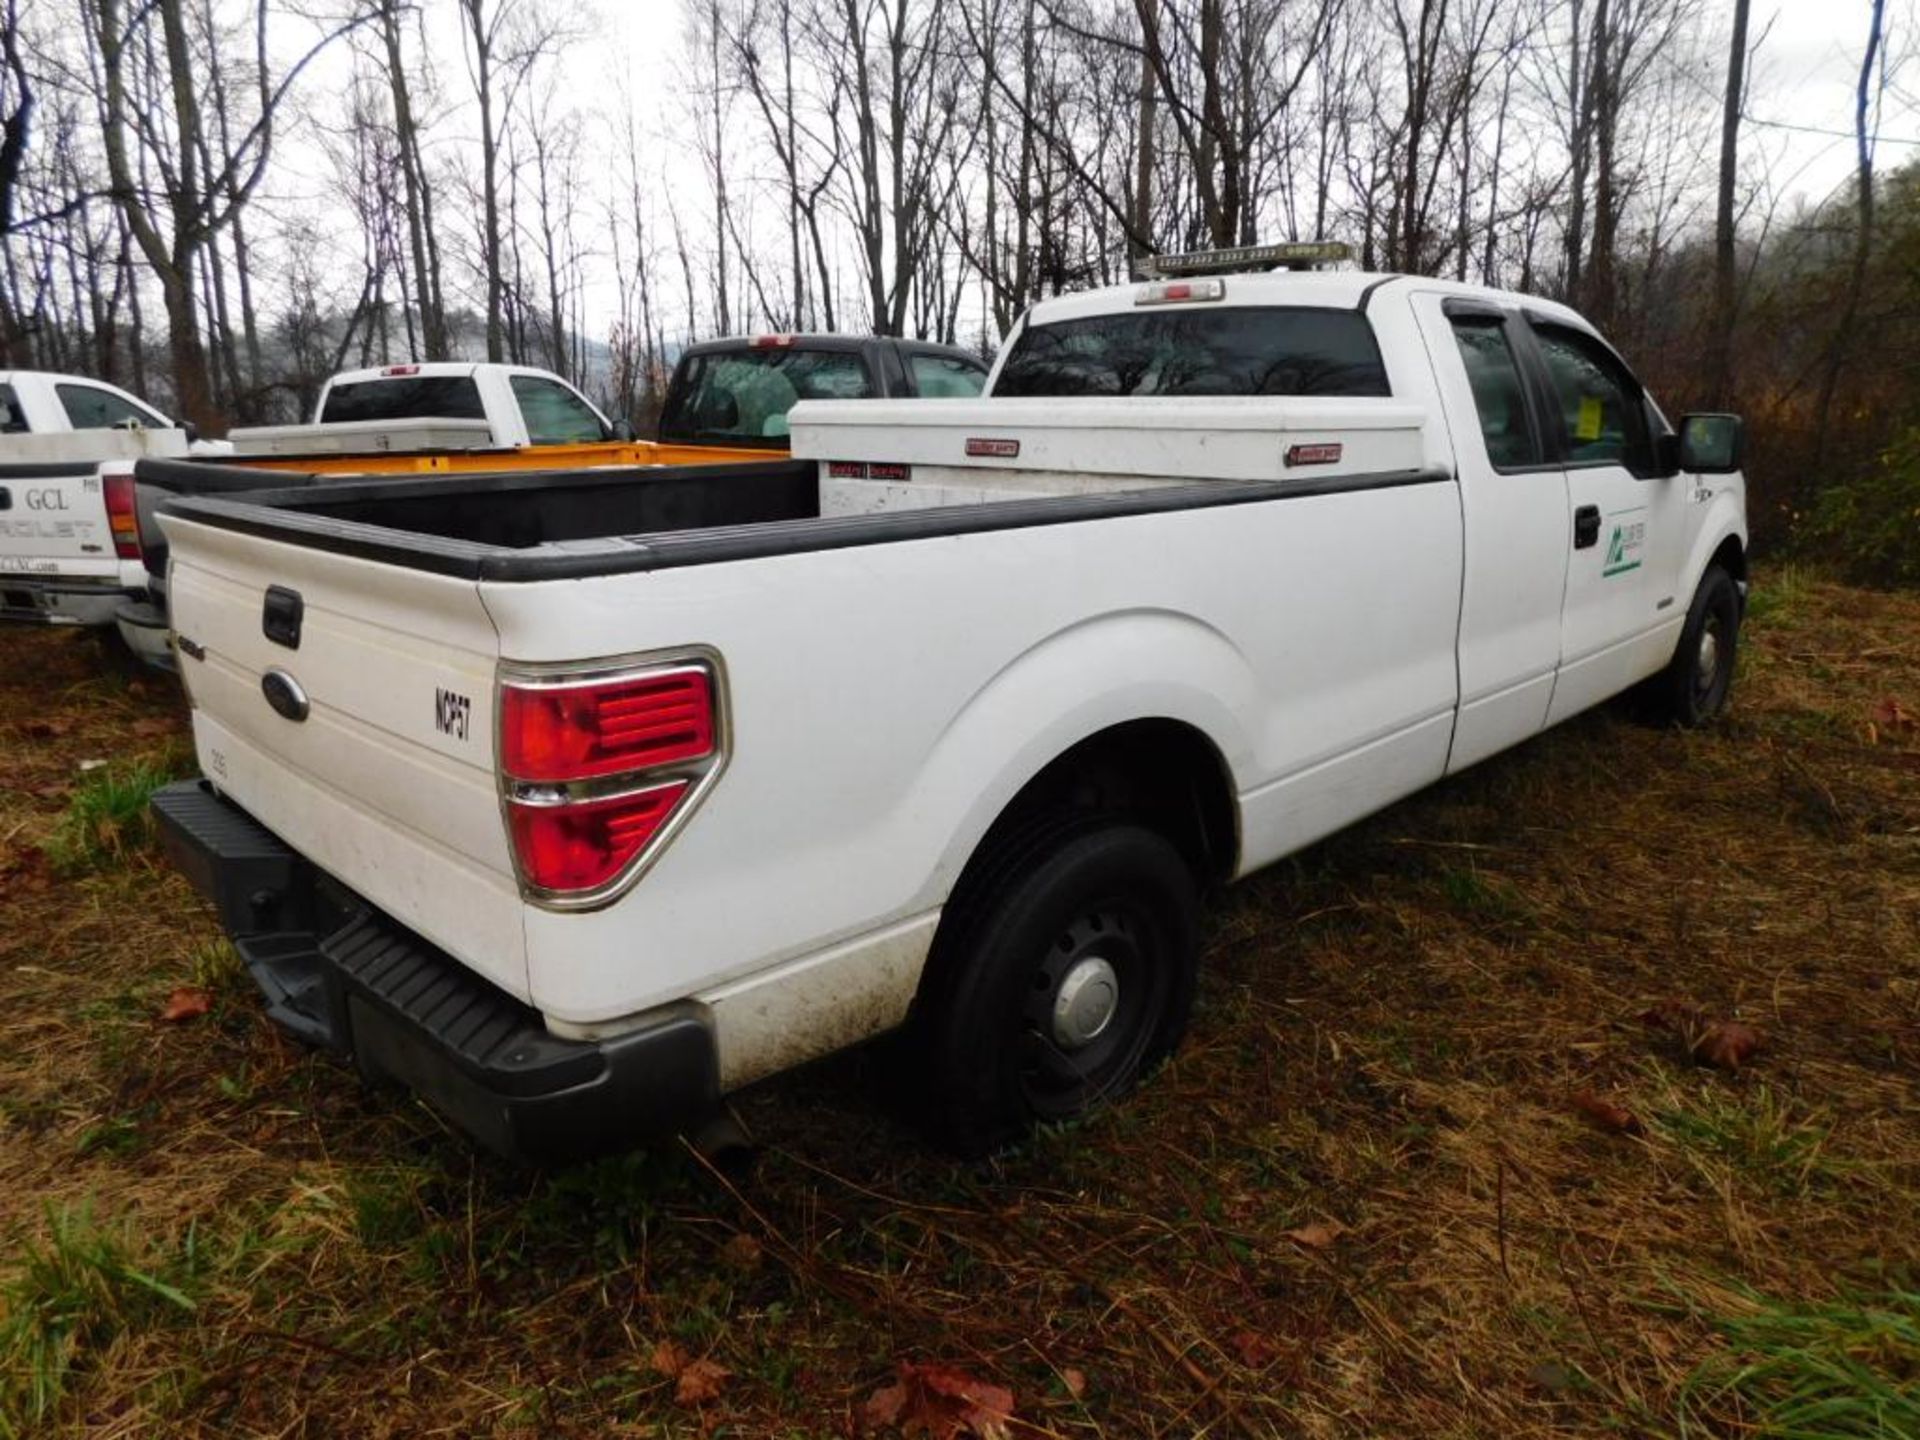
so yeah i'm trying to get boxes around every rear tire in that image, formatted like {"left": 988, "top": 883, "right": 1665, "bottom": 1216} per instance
{"left": 911, "top": 819, "right": 1199, "bottom": 1155}
{"left": 1648, "top": 564, "right": 1740, "bottom": 727}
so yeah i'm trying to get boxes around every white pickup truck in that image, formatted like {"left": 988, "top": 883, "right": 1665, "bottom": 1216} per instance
{"left": 227, "top": 362, "right": 628, "bottom": 455}
{"left": 0, "top": 370, "right": 208, "bottom": 657}
{"left": 149, "top": 257, "right": 1749, "bottom": 1161}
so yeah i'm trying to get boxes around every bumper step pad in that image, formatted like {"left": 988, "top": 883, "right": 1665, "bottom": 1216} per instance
{"left": 150, "top": 780, "right": 719, "bottom": 1161}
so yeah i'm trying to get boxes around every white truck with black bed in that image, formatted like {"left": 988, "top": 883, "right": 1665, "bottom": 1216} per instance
{"left": 149, "top": 253, "right": 1751, "bottom": 1160}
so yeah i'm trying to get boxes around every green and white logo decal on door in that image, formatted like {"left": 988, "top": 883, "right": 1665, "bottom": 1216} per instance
{"left": 1604, "top": 507, "right": 1646, "bottom": 578}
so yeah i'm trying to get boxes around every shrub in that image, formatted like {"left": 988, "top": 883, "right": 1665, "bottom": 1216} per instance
{"left": 1798, "top": 424, "right": 1920, "bottom": 589}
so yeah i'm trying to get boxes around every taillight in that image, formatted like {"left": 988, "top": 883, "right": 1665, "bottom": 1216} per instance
{"left": 501, "top": 668, "right": 713, "bottom": 782}
{"left": 103, "top": 472, "right": 141, "bottom": 560}
{"left": 498, "top": 656, "right": 725, "bottom": 906}
{"left": 507, "top": 782, "right": 689, "bottom": 893}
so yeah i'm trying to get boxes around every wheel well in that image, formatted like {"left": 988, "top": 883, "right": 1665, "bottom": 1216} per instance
{"left": 1709, "top": 534, "right": 1747, "bottom": 587}
{"left": 972, "top": 719, "right": 1238, "bottom": 887}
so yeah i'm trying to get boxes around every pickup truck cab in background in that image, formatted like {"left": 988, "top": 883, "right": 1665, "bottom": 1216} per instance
{"left": 0, "top": 369, "right": 178, "bottom": 437}
{"left": 0, "top": 370, "right": 203, "bottom": 648}
{"left": 658, "top": 334, "right": 989, "bottom": 447}
{"left": 228, "top": 362, "right": 626, "bottom": 456}
{"left": 150, "top": 250, "right": 1750, "bottom": 1162}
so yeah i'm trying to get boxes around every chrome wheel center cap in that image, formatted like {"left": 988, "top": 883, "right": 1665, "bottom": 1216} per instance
{"left": 1052, "top": 956, "right": 1119, "bottom": 1050}
{"left": 1696, "top": 626, "right": 1720, "bottom": 686}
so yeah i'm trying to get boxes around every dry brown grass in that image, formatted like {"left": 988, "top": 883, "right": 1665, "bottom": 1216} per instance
{"left": 1, "top": 568, "right": 1916, "bottom": 1437}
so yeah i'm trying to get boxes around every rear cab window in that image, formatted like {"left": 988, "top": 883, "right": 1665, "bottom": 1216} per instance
{"left": 57, "top": 383, "right": 167, "bottom": 431}
{"left": 992, "top": 306, "right": 1391, "bottom": 398}
{"left": 0, "top": 383, "right": 27, "bottom": 434}
{"left": 662, "top": 347, "right": 874, "bottom": 445}
{"left": 321, "top": 375, "right": 487, "bottom": 424}
{"left": 510, "top": 375, "right": 605, "bottom": 445}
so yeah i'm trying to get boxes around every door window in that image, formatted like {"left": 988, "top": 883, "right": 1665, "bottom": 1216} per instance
{"left": 509, "top": 375, "right": 606, "bottom": 445}
{"left": 1448, "top": 316, "right": 1543, "bottom": 468}
{"left": 57, "top": 383, "right": 166, "bottom": 431}
{"left": 1531, "top": 326, "right": 1659, "bottom": 476}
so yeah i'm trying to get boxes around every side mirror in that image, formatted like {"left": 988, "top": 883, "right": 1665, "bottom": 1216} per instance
{"left": 1676, "top": 413, "right": 1744, "bottom": 474}
{"left": 179, "top": 420, "right": 201, "bottom": 443}
{"left": 606, "top": 417, "right": 636, "bottom": 443}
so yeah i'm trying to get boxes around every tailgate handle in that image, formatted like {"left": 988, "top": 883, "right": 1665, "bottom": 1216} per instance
{"left": 263, "top": 586, "right": 303, "bottom": 649}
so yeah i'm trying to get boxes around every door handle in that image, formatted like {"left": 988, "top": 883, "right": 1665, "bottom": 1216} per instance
{"left": 1573, "top": 504, "right": 1601, "bottom": 550}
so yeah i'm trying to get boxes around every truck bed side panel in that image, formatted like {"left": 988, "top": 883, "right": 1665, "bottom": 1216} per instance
{"left": 484, "top": 477, "right": 1463, "bottom": 1031}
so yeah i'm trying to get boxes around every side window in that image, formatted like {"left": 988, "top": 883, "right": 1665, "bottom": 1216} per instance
{"left": 0, "top": 383, "right": 27, "bottom": 434}
{"left": 509, "top": 376, "right": 606, "bottom": 445}
{"left": 909, "top": 353, "right": 987, "bottom": 398}
{"left": 1448, "top": 316, "right": 1543, "bottom": 469}
{"left": 1531, "top": 326, "right": 1658, "bottom": 475}
{"left": 57, "top": 383, "right": 164, "bottom": 431}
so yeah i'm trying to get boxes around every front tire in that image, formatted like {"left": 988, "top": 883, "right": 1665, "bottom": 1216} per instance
{"left": 1650, "top": 564, "right": 1740, "bottom": 727}
{"left": 911, "top": 820, "right": 1199, "bottom": 1155}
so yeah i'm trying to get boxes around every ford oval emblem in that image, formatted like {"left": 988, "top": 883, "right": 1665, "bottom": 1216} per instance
{"left": 261, "top": 668, "right": 310, "bottom": 722}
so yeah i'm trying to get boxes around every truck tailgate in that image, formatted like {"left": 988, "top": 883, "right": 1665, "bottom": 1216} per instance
{"left": 160, "top": 513, "right": 528, "bottom": 998}
{"left": 0, "top": 464, "right": 119, "bottom": 579}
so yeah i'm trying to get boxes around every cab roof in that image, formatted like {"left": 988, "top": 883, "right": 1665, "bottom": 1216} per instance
{"left": 1021, "top": 271, "right": 1592, "bottom": 333}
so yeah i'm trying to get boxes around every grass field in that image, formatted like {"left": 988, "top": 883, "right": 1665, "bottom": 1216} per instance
{"left": 1, "top": 570, "right": 1916, "bottom": 1438}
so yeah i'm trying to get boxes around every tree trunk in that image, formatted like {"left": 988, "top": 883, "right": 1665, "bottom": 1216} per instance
{"left": 1132, "top": 0, "right": 1157, "bottom": 267}
{"left": 1812, "top": 0, "right": 1885, "bottom": 470}
{"left": 1707, "top": 0, "right": 1751, "bottom": 408}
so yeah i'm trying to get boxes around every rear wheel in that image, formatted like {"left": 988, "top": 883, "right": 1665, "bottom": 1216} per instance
{"left": 1649, "top": 564, "right": 1740, "bottom": 727}
{"left": 912, "top": 820, "right": 1199, "bottom": 1154}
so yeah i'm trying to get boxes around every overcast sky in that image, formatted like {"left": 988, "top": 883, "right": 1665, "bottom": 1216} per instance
{"left": 1752, "top": 0, "right": 1919, "bottom": 204}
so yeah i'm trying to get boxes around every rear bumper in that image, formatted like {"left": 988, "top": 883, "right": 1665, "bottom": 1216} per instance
{"left": 113, "top": 597, "right": 176, "bottom": 671}
{"left": 0, "top": 576, "right": 143, "bottom": 627}
{"left": 150, "top": 779, "right": 720, "bottom": 1162}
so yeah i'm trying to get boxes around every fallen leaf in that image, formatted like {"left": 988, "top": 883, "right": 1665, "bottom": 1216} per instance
{"left": 1059, "top": 1367, "right": 1087, "bottom": 1399}
{"left": 1694, "top": 1020, "right": 1763, "bottom": 1070}
{"left": 1869, "top": 696, "right": 1915, "bottom": 741}
{"left": 674, "top": 1358, "right": 730, "bottom": 1406}
{"left": 1229, "top": 1330, "right": 1281, "bottom": 1368}
{"left": 0, "top": 847, "right": 54, "bottom": 894}
{"left": 129, "top": 717, "right": 176, "bottom": 739}
{"left": 1641, "top": 1002, "right": 1764, "bottom": 1070}
{"left": 719, "top": 1232, "right": 763, "bottom": 1271}
{"left": 1284, "top": 1220, "right": 1345, "bottom": 1250}
{"left": 1571, "top": 1089, "right": 1643, "bottom": 1135}
{"left": 862, "top": 1360, "right": 1015, "bottom": 1439}
{"left": 649, "top": 1339, "right": 691, "bottom": 1378}
{"left": 159, "top": 986, "right": 211, "bottom": 1023}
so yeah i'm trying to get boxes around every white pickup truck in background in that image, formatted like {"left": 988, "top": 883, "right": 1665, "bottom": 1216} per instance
{"left": 227, "top": 362, "right": 628, "bottom": 455}
{"left": 0, "top": 370, "right": 212, "bottom": 660}
{"left": 149, "top": 252, "right": 1750, "bottom": 1161}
